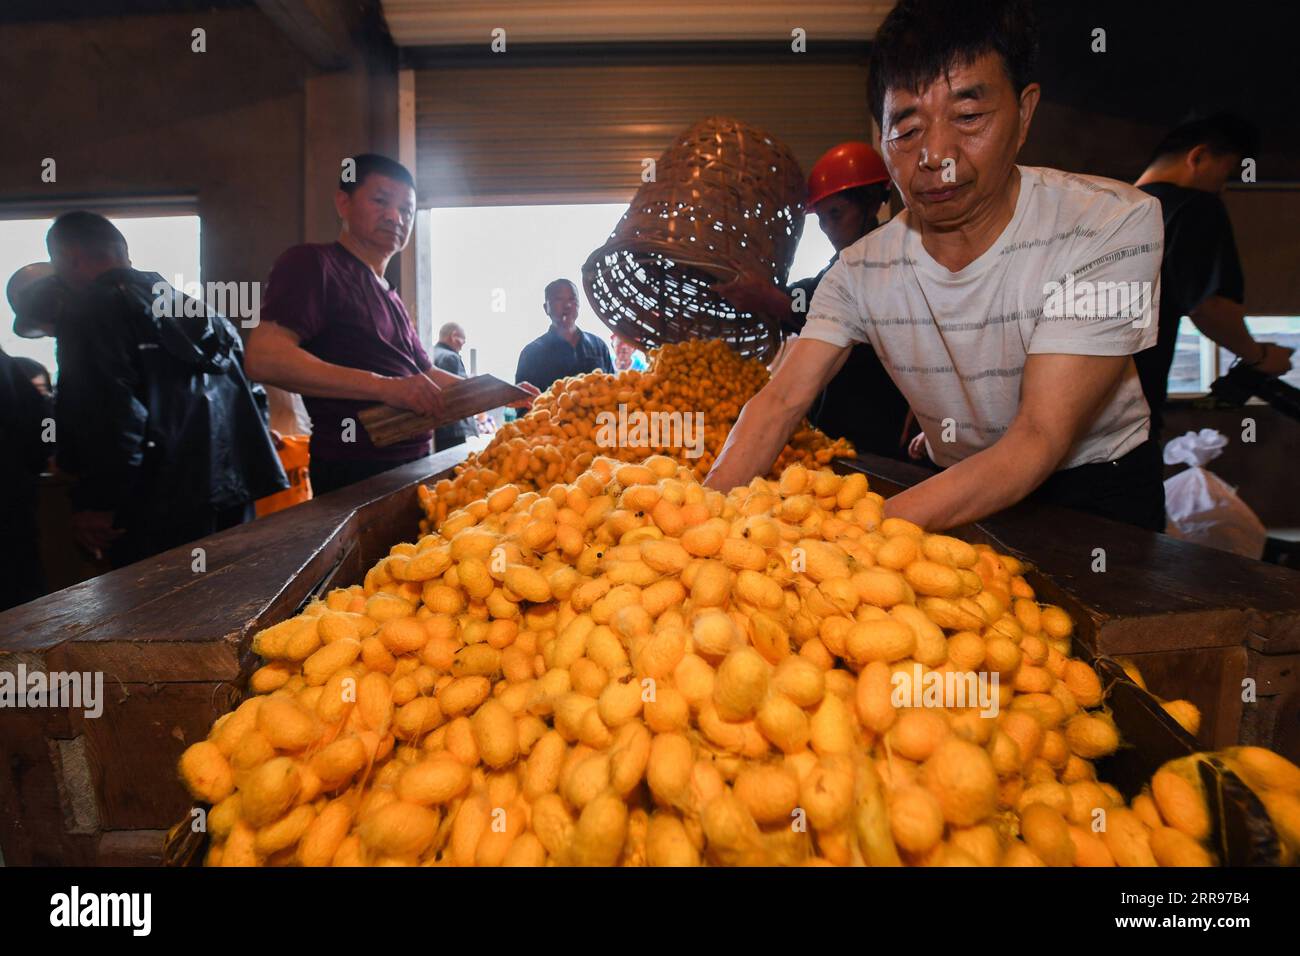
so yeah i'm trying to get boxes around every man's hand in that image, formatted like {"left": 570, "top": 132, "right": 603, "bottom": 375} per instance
{"left": 883, "top": 352, "right": 1131, "bottom": 530}
{"left": 1252, "top": 342, "right": 1295, "bottom": 377}
{"left": 907, "top": 431, "right": 928, "bottom": 461}
{"left": 382, "top": 371, "right": 443, "bottom": 417}
{"left": 712, "top": 272, "right": 793, "bottom": 318}
{"left": 71, "top": 511, "right": 122, "bottom": 561}
{"left": 510, "top": 381, "right": 541, "bottom": 409}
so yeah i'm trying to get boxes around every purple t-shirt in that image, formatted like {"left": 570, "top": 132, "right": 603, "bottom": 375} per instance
{"left": 262, "top": 242, "right": 432, "bottom": 462}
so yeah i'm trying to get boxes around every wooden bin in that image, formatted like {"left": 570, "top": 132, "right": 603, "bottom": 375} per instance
{"left": 4, "top": 448, "right": 1298, "bottom": 865}
{"left": 582, "top": 116, "right": 806, "bottom": 365}
{"left": 836, "top": 454, "right": 1300, "bottom": 764}
{"left": 0, "top": 451, "right": 468, "bottom": 866}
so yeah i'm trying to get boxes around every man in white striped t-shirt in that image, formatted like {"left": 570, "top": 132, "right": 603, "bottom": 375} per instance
{"left": 707, "top": 0, "right": 1166, "bottom": 531}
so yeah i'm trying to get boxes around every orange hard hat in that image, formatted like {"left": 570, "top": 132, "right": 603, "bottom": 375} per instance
{"left": 806, "top": 142, "right": 890, "bottom": 209}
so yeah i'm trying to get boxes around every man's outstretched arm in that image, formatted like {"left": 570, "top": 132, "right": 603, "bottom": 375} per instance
{"left": 883, "top": 352, "right": 1131, "bottom": 530}
{"left": 704, "top": 337, "right": 849, "bottom": 493}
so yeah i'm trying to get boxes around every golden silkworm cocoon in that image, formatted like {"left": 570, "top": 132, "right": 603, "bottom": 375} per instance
{"left": 1151, "top": 767, "right": 1211, "bottom": 841}
{"left": 845, "top": 619, "right": 916, "bottom": 664}
{"left": 809, "top": 691, "right": 856, "bottom": 757}
{"left": 903, "top": 560, "right": 964, "bottom": 598}
{"left": 396, "top": 753, "right": 470, "bottom": 809}
{"left": 302, "top": 638, "right": 362, "bottom": 686}
{"left": 570, "top": 791, "right": 629, "bottom": 867}
{"left": 921, "top": 534, "right": 979, "bottom": 569}
{"left": 1064, "top": 713, "right": 1120, "bottom": 759}
{"left": 1102, "top": 808, "right": 1157, "bottom": 867}
{"left": 359, "top": 801, "right": 440, "bottom": 858}
{"left": 1224, "top": 746, "right": 1300, "bottom": 794}
{"left": 888, "top": 709, "right": 951, "bottom": 763}
{"left": 255, "top": 804, "right": 315, "bottom": 857}
{"left": 733, "top": 764, "right": 800, "bottom": 825}
{"left": 920, "top": 738, "right": 997, "bottom": 827}
{"left": 609, "top": 721, "right": 652, "bottom": 796}
{"left": 888, "top": 785, "right": 945, "bottom": 855}
{"left": 297, "top": 799, "right": 353, "bottom": 867}
{"left": 178, "top": 741, "right": 235, "bottom": 803}
{"left": 1067, "top": 825, "right": 1115, "bottom": 867}
{"left": 647, "top": 812, "right": 700, "bottom": 867}
{"left": 713, "top": 647, "right": 770, "bottom": 721}
{"left": 756, "top": 693, "right": 811, "bottom": 754}
{"left": 241, "top": 756, "right": 302, "bottom": 827}
{"left": 1150, "top": 826, "right": 1214, "bottom": 867}
{"left": 309, "top": 736, "right": 368, "bottom": 787}
{"left": 647, "top": 732, "right": 694, "bottom": 807}
{"left": 1020, "top": 802, "right": 1074, "bottom": 867}
{"left": 437, "top": 675, "right": 492, "bottom": 718}
{"left": 1161, "top": 699, "right": 1201, "bottom": 737}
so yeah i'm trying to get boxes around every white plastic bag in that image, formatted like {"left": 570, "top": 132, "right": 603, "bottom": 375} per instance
{"left": 1162, "top": 429, "right": 1267, "bottom": 559}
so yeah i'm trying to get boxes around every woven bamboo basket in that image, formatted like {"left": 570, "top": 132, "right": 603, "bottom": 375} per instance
{"left": 582, "top": 116, "right": 806, "bottom": 365}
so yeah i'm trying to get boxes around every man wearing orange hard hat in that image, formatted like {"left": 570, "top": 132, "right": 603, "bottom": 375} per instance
{"left": 714, "top": 142, "right": 912, "bottom": 459}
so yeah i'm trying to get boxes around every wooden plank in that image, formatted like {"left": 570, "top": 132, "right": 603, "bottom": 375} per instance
{"left": 83, "top": 681, "right": 237, "bottom": 830}
{"left": 97, "top": 829, "right": 167, "bottom": 867}
{"left": 358, "top": 375, "right": 530, "bottom": 448}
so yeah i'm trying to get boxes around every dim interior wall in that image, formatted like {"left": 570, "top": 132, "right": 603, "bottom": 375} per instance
{"left": 0, "top": 9, "right": 309, "bottom": 288}
{"left": 1023, "top": 100, "right": 1299, "bottom": 316}
{"left": 0, "top": 9, "right": 400, "bottom": 292}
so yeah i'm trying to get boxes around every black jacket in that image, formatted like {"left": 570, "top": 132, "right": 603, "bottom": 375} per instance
{"left": 54, "top": 269, "right": 287, "bottom": 529}
{"left": 0, "top": 347, "right": 48, "bottom": 609}
{"left": 431, "top": 342, "right": 476, "bottom": 449}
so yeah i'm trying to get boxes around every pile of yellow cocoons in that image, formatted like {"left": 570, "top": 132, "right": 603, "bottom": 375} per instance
{"left": 418, "top": 339, "right": 853, "bottom": 531}
{"left": 179, "top": 456, "right": 1297, "bottom": 866}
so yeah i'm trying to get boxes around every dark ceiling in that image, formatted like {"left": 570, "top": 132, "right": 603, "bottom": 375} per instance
{"left": 2, "top": 0, "right": 1295, "bottom": 152}
{"left": 0, "top": 0, "right": 252, "bottom": 23}
{"left": 1031, "top": 0, "right": 1299, "bottom": 147}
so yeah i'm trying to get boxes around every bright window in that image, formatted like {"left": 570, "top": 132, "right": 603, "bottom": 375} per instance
{"left": 1169, "top": 315, "right": 1300, "bottom": 395}
{"left": 427, "top": 203, "right": 837, "bottom": 382}
{"left": 0, "top": 214, "right": 200, "bottom": 382}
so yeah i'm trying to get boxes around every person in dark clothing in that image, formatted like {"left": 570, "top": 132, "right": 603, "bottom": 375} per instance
{"left": 515, "top": 278, "right": 614, "bottom": 394}
{"left": 0, "top": 347, "right": 48, "bottom": 609}
{"left": 713, "top": 142, "right": 913, "bottom": 459}
{"left": 248, "top": 154, "right": 536, "bottom": 496}
{"left": 1134, "top": 112, "right": 1294, "bottom": 437}
{"left": 431, "top": 322, "right": 477, "bottom": 452}
{"left": 38, "top": 212, "right": 287, "bottom": 568}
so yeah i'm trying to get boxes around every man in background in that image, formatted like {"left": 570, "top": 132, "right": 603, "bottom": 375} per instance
{"left": 515, "top": 278, "right": 613, "bottom": 394}
{"left": 431, "top": 321, "right": 477, "bottom": 452}
{"left": 39, "top": 212, "right": 285, "bottom": 567}
{"left": 1134, "top": 112, "right": 1294, "bottom": 438}
{"left": 610, "top": 332, "right": 648, "bottom": 372}
{"left": 0, "top": 346, "right": 47, "bottom": 609}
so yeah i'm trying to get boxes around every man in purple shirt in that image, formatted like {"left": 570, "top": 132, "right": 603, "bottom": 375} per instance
{"left": 247, "top": 155, "right": 458, "bottom": 495}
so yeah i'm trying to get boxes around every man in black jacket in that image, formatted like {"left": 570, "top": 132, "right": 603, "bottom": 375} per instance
{"left": 34, "top": 212, "right": 286, "bottom": 567}
{"left": 1134, "top": 113, "right": 1294, "bottom": 437}
{"left": 0, "top": 346, "right": 48, "bottom": 609}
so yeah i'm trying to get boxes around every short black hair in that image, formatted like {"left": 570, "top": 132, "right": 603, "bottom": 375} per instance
{"left": 868, "top": 0, "right": 1039, "bottom": 125}
{"left": 46, "top": 211, "right": 128, "bottom": 258}
{"left": 543, "top": 278, "right": 577, "bottom": 302}
{"left": 339, "top": 153, "right": 416, "bottom": 195}
{"left": 1148, "top": 112, "right": 1261, "bottom": 165}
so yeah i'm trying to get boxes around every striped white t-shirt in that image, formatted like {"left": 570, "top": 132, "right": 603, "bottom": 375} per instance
{"left": 801, "top": 165, "right": 1163, "bottom": 469}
